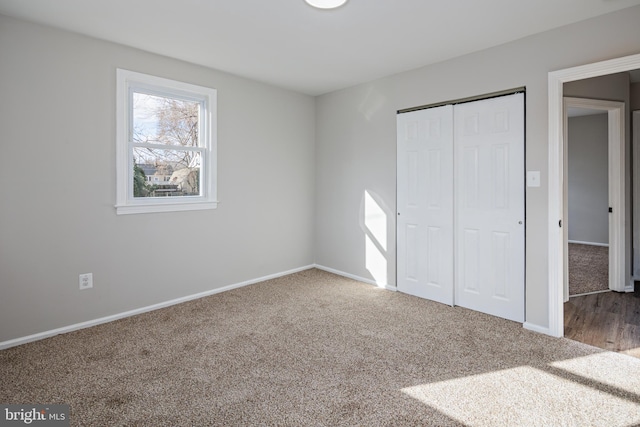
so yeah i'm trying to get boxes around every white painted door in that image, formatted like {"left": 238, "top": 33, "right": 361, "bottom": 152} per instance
{"left": 454, "top": 93, "right": 525, "bottom": 322}
{"left": 397, "top": 105, "right": 454, "bottom": 305}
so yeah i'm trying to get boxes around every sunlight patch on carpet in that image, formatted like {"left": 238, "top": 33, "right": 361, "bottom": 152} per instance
{"left": 402, "top": 366, "right": 640, "bottom": 427}
{"left": 621, "top": 347, "right": 640, "bottom": 358}
{"left": 549, "top": 353, "right": 640, "bottom": 395}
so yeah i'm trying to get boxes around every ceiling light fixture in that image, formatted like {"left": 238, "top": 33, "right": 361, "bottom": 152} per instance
{"left": 304, "top": 0, "right": 348, "bottom": 10}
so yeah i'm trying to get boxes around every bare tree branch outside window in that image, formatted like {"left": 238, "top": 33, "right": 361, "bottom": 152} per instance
{"left": 132, "top": 93, "right": 202, "bottom": 197}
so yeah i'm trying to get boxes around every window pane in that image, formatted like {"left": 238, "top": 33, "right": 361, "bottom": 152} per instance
{"left": 132, "top": 92, "right": 199, "bottom": 147}
{"left": 133, "top": 148, "right": 201, "bottom": 198}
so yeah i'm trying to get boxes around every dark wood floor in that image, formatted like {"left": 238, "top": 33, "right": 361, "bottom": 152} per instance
{"left": 564, "top": 290, "right": 640, "bottom": 358}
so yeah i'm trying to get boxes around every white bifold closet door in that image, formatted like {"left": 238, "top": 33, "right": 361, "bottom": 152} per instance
{"left": 397, "top": 93, "right": 524, "bottom": 323}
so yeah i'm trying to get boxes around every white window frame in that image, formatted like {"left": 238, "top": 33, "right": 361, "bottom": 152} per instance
{"left": 116, "top": 69, "right": 218, "bottom": 214}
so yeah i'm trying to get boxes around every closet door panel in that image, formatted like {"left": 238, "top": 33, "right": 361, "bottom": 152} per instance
{"left": 397, "top": 105, "right": 454, "bottom": 305}
{"left": 454, "top": 93, "right": 525, "bottom": 322}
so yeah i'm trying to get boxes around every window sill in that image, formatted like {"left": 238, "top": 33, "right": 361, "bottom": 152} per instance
{"left": 115, "top": 201, "right": 218, "bottom": 215}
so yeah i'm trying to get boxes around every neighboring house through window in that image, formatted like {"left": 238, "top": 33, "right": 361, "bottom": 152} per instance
{"left": 116, "top": 69, "right": 218, "bottom": 214}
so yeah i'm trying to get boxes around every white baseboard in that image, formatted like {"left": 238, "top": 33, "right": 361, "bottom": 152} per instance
{"left": 0, "top": 264, "right": 315, "bottom": 350}
{"left": 320, "top": 266, "right": 550, "bottom": 335}
{"left": 626, "top": 278, "right": 636, "bottom": 293}
{"left": 314, "top": 264, "right": 396, "bottom": 292}
{"left": 523, "top": 322, "right": 553, "bottom": 336}
{"left": 568, "top": 240, "right": 609, "bottom": 247}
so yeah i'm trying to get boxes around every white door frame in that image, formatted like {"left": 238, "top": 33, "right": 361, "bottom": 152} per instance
{"left": 634, "top": 111, "right": 640, "bottom": 278}
{"left": 548, "top": 53, "right": 640, "bottom": 338}
{"left": 562, "top": 97, "right": 625, "bottom": 302}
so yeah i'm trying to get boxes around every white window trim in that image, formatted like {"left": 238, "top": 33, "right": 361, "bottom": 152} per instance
{"left": 116, "top": 69, "right": 218, "bottom": 215}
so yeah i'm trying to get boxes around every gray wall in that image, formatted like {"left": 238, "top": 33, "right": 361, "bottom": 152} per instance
{"left": 315, "top": 5, "right": 640, "bottom": 329}
{"left": 0, "top": 15, "right": 316, "bottom": 343}
{"left": 567, "top": 114, "right": 609, "bottom": 245}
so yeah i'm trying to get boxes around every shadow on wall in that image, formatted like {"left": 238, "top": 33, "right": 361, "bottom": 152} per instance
{"left": 360, "top": 190, "right": 392, "bottom": 287}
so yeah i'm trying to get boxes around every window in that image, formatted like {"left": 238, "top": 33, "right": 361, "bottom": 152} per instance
{"left": 116, "top": 69, "right": 217, "bottom": 214}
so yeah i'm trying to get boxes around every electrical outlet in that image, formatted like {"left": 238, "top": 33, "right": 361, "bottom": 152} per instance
{"left": 79, "top": 273, "right": 93, "bottom": 290}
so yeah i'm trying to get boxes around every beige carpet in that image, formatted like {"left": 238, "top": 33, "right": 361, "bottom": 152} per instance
{"left": 2, "top": 269, "right": 640, "bottom": 426}
{"left": 569, "top": 243, "right": 609, "bottom": 296}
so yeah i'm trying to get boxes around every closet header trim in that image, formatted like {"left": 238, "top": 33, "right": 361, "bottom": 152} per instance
{"left": 397, "top": 87, "right": 526, "bottom": 115}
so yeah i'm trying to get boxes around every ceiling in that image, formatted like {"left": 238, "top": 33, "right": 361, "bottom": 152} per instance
{"left": 1, "top": 0, "right": 640, "bottom": 95}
